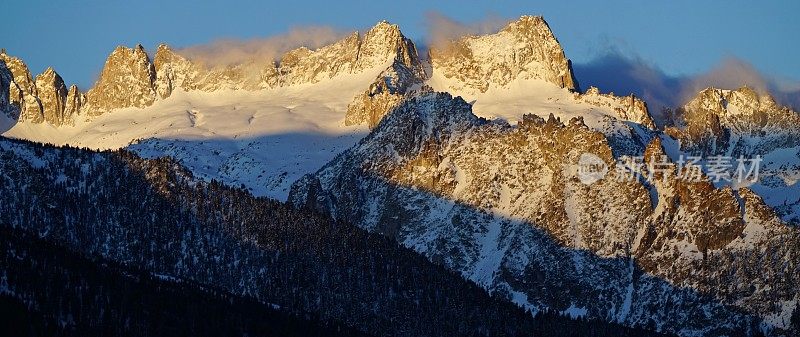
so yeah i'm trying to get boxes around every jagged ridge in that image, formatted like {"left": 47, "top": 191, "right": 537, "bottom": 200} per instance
{"left": 290, "top": 92, "right": 800, "bottom": 336}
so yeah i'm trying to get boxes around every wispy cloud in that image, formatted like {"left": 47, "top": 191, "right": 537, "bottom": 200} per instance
{"left": 166, "top": 13, "right": 800, "bottom": 117}
{"left": 176, "top": 26, "right": 347, "bottom": 68}
{"left": 423, "top": 11, "right": 510, "bottom": 47}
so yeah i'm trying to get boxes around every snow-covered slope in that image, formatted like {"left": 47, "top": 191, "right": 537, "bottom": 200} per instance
{"left": 2, "top": 70, "right": 384, "bottom": 199}
{"left": 1, "top": 21, "right": 420, "bottom": 199}
{"left": 290, "top": 92, "right": 800, "bottom": 336}
{"left": 426, "top": 16, "right": 656, "bottom": 156}
{"left": 427, "top": 74, "right": 656, "bottom": 155}
{"left": 428, "top": 15, "right": 578, "bottom": 93}
{"left": 666, "top": 87, "right": 800, "bottom": 223}
{"left": 2, "top": 14, "right": 798, "bottom": 336}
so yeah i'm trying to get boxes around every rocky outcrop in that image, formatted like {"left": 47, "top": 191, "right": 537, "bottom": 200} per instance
{"left": 291, "top": 92, "right": 800, "bottom": 336}
{"left": 153, "top": 44, "right": 199, "bottom": 98}
{"left": 344, "top": 62, "right": 425, "bottom": 128}
{"left": 278, "top": 32, "right": 360, "bottom": 85}
{"left": 666, "top": 86, "right": 800, "bottom": 156}
{"left": 64, "top": 85, "right": 84, "bottom": 122}
{"left": 429, "top": 15, "right": 578, "bottom": 94}
{"left": 153, "top": 21, "right": 423, "bottom": 99}
{"left": 34, "top": 67, "right": 69, "bottom": 125}
{"left": 355, "top": 21, "right": 423, "bottom": 75}
{"left": 0, "top": 51, "right": 80, "bottom": 126}
{"left": 0, "top": 51, "right": 43, "bottom": 123}
{"left": 83, "top": 44, "right": 157, "bottom": 116}
{"left": 579, "top": 86, "right": 655, "bottom": 129}
{"left": 342, "top": 21, "right": 427, "bottom": 128}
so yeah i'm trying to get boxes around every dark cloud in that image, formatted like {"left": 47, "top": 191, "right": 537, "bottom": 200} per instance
{"left": 573, "top": 51, "right": 800, "bottom": 124}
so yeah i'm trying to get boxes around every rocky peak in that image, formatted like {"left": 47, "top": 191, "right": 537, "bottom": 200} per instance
{"left": 371, "top": 92, "right": 478, "bottom": 141}
{"left": 34, "top": 67, "right": 69, "bottom": 125}
{"left": 64, "top": 84, "right": 84, "bottom": 121}
{"left": 339, "top": 21, "right": 428, "bottom": 128}
{"left": 344, "top": 59, "right": 427, "bottom": 128}
{"left": 279, "top": 32, "right": 360, "bottom": 85}
{"left": 149, "top": 21, "right": 421, "bottom": 103}
{"left": 668, "top": 86, "right": 800, "bottom": 155}
{"left": 153, "top": 43, "right": 201, "bottom": 98}
{"left": 683, "top": 86, "right": 791, "bottom": 125}
{"left": 356, "top": 21, "right": 423, "bottom": 76}
{"left": 154, "top": 44, "right": 181, "bottom": 66}
{"left": 580, "top": 86, "right": 656, "bottom": 128}
{"left": 13, "top": 21, "right": 426, "bottom": 121}
{"left": 429, "top": 15, "right": 578, "bottom": 93}
{"left": 0, "top": 51, "right": 43, "bottom": 122}
{"left": 83, "top": 44, "right": 157, "bottom": 116}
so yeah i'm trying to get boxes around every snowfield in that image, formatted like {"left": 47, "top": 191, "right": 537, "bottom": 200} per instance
{"left": 1, "top": 66, "right": 389, "bottom": 199}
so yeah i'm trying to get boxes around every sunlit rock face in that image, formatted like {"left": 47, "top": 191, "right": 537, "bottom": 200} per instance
{"left": 663, "top": 86, "right": 800, "bottom": 224}
{"left": 579, "top": 86, "right": 655, "bottom": 129}
{"left": 292, "top": 92, "right": 800, "bottom": 336}
{"left": 153, "top": 21, "right": 423, "bottom": 96}
{"left": 429, "top": 16, "right": 578, "bottom": 94}
{"left": 63, "top": 85, "right": 85, "bottom": 121}
{"left": 667, "top": 86, "right": 800, "bottom": 156}
{"left": 0, "top": 51, "right": 43, "bottom": 123}
{"left": 83, "top": 45, "right": 157, "bottom": 117}
{"left": 344, "top": 61, "right": 426, "bottom": 129}
{"left": 35, "top": 67, "right": 69, "bottom": 126}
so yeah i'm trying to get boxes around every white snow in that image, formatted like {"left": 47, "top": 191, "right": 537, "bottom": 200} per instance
{"left": 617, "top": 259, "right": 635, "bottom": 322}
{"left": 562, "top": 303, "right": 589, "bottom": 319}
{"left": 761, "top": 298, "right": 798, "bottom": 331}
{"left": 427, "top": 74, "right": 646, "bottom": 134}
{"left": 468, "top": 215, "right": 506, "bottom": 287}
{"left": 3, "top": 65, "right": 387, "bottom": 200}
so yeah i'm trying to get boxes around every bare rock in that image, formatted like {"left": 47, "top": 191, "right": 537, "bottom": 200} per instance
{"left": 34, "top": 67, "right": 69, "bottom": 125}
{"left": 83, "top": 44, "right": 156, "bottom": 116}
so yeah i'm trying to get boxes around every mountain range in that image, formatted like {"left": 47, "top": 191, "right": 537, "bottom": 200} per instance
{"left": 1, "top": 15, "right": 798, "bottom": 336}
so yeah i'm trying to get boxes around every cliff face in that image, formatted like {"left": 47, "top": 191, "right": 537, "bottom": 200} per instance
{"left": 667, "top": 87, "right": 800, "bottom": 156}
{"left": 64, "top": 84, "right": 85, "bottom": 120}
{"left": 343, "top": 22, "right": 426, "bottom": 128}
{"left": 153, "top": 44, "right": 199, "bottom": 98}
{"left": 0, "top": 51, "right": 43, "bottom": 123}
{"left": 579, "top": 86, "right": 655, "bottom": 129}
{"left": 34, "top": 67, "right": 69, "bottom": 125}
{"left": 0, "top": 51, "right": 83, "bottom": 126}
{"left": 429, "top": 16, "right": 578, "bottom": 94}
{"left": 291, "top": 93, "right": 800, "bottom": 336}
{"left": 83, "top": 45, "right": 157, "bottom": 116}
{"left": 153, "top": 21, "right": 423, "bottom": 98}
{"left": 344, "top": 62, "right": 426, "bottom": 128}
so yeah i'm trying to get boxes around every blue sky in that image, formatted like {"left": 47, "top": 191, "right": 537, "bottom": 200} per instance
{"left": 1, "top": 0, "right": 798, "bottom": 90}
